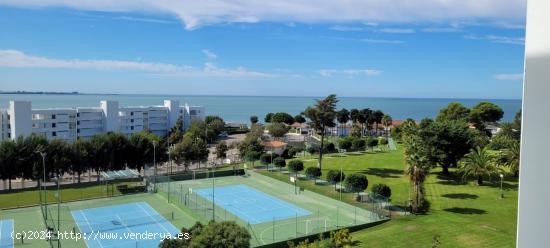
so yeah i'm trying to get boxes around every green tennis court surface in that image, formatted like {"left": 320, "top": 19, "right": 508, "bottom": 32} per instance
{"left": 0, "top": 219, "right": 14, "bottom": 248}
{"left": 156, "top": 170, "right": 389, "bottom": 246}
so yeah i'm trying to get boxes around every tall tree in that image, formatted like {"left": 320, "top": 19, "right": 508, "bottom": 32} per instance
{"left": 271, "top": 112, "right": 294, "bottom": 124}
{"left": 404, "top": 137, "right": 431, "bottom": 213}
{"left": 267, "top": 122, "right": 289, "bottom": 139}
{"left": 349, "top": 109, "right": 360, "bottom": 124}
{"left": 418, "top": 120, "right": 473, "bottom": 175}
{"left": 303, "top": 94, "right": 338, "bottom": 170}
{"left": 215, "top": 141, "right": 228, "bottom": 164}
{"left": 469, "top": 102, "right": 504, "bottom": 129}
{"left": 0, "top": 139, "right": 17, "bottom": 190}
{"left": 372, "top": 110, "right": 384, "bottom": 134}
{"left": 459, "top": 147, "right": 502, "bottom": 185}
{"left": 336, "top": 108, "right": 350, "bottom": 136}
{"left": 357, "top": 109, "right": 370, "bottom": 136}
{"left": 513, "top": 110, "right": 522, "bottom": 130}
{"left": 250, "top": 115, "right": 258, "bottom": 125}
{"left": 264, "top": 112, "right": 274, "bottom": 123}
{"left": 293, "top": 114, "right": 306, "bottom": 124}
{"left": 503, "top": 140, "right": 520, "bottom": 177}
{"left": 381, "top": 114, "right": 393, "bottom": 137}
{"left": 71, "top": 139, "right": 92, "bottom": 183}
{"left": 436, "top": 102, "right": 471, "bottom": 122}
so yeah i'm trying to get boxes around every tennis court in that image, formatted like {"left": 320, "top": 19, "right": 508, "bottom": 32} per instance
{"left": 0, "top": 219, "right": 13, "bottom": 248}
{"left": 195, "top": 184, "right": 311, "bottom": 224}
{"left": 71, "top": 202, "right": 180, "bottom": 248}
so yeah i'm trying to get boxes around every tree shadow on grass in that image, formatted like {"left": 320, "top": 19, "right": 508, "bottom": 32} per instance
{"left": 359, "top": 168, "right": 403, "bottom": 178}
{"left": 441, "top": 193, "right": 479, "bottom": 199}
{"left": 444, "top": 207, "right": 487, "bottom": 215}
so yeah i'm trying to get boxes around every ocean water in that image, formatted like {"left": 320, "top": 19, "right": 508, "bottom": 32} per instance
{"left": 0, "top": 94, "right": 521, "bottom": 123}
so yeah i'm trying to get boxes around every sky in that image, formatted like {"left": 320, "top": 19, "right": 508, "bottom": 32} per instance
{"left": 0, "top": 1, "right": 526, "bottom": 99}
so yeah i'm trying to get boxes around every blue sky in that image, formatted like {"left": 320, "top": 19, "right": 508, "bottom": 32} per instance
{"left": 0, "top": 1, "right": 526, "bottom": 99}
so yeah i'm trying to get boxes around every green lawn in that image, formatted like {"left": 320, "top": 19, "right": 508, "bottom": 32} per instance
{"left": 259, "top": 145, "right": 518, "bottom": 248}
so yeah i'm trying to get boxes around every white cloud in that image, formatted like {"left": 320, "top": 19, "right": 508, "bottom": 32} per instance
{"left": 422, "top": 27, "right": 463, "bottom": 32}
{"left": 494, "top": 73, "right": 523, "bottom": 81}
{"left": 379, "top": 28, "right": 415, "bottom": 34}
{"left": 464, "top": 34, "right": 525, "bottom": 45}
{"left": 0, "top": 49, "right": 271, "bottom": 78}
{"left": 0, "top": 0, "right": 526, "bottom": 30}
{"left": 202, "top": 49, "right": 217, "bottom": 60}
{"left": 319, "top": 69, "right": 381, "bottom": 77}
{"left": 363, "top": 39, "right": 405, "bottom": 44}
{"left": 114, "top": 16, "right": 175, "bottom": 24}
{"left": 329, "top": 25, "right": 364, "bottom": 32}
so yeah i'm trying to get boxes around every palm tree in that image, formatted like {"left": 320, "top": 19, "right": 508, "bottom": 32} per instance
{"left": 503, "top": 140, "right": 520, "bottom": 177}
{"left": 382, "top": 114, "right": 393, "bottom": 137}
{"left": 459, "top": 147, "right": 502, "bottom": 185}
{"left": 404, "top": 140, "right": 431, "bottom": 213}
{"left": 336, "top": 108, "right": 350, "bottom": 137}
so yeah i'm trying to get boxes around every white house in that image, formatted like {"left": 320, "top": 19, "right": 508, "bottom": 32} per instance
{"left": 0, "top": 100, "right": 205, "bottom": 141}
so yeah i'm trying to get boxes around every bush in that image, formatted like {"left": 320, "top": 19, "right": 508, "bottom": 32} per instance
{"left": 371, "top": 183, "right": 392, "bottom": 198}
{"left": 338, "top": 139, "right": 352, "bottom": 150}
{"left": 344, "top": 174, "right": 368, "bottom": 196}
{"left": 306, "top": 145, "right": 318, "bottom": 154}
{"left": 288, "top": 147, "right": 303, "bottom": 157}
{"left": 273, "top": 157, "right": 286, "bottom": 170}
{"left": 305, "top": 167, "right": 322, "bottom": 183}
{"left": 326, "top": 170, "right": 345, "bottom": 190}
{"left": 324, "top": 143, "right": 336, "bottom": 153}
{"left": 378, "top": 137, "right": 388, "bottom": 145}
{"left": 351, "top": 139, "right": 366, "bottom": 150}
{"left": 288, "top": 160, "right": 304, "bottom": 174}
{"left": 280, "top": 148, "right": 292, "bottom": 159}
{"left": 367, "top": 137, "right": 379, "bottom": 149}
{"left": 259, "top": 153, "right": 277, "bottom": 165}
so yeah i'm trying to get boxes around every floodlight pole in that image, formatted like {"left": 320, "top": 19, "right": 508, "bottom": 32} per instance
{"left": 212, "top": 163, "right": 215, "bottom": 221}
{"left": 339, "top": 163, "right": 343, "bottom": 201}
{"left": 38, "top": 151, "right": 48, "bottom": 220}
{"left": 153, "top": 141, "right": 157, "bottom": 191}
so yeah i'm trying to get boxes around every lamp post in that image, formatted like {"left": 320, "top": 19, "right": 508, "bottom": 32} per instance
{"left": 54, "top": 176, "right": 60, "bottom": 242}
{"left": 500, "top": 174, "right": 504, "bottom": 199}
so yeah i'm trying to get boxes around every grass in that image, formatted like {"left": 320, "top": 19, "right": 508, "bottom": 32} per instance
{"left": 258, "top": 145, "right": 518, "bottom": 248}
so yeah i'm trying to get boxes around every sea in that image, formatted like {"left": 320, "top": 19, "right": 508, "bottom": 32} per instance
{"left": 0, "top": 94, "right": 522, "bottom": 123}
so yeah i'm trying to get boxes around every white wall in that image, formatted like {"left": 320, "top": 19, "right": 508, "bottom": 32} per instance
{"left": 517, "top": 0, "right": 550, "bottom": 247}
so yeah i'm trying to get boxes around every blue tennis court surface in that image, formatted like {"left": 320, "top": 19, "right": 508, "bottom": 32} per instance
{"left": 0, "top": 219, "right": 14, "bottom": 248}
{"left": 71, "top": 202, "right": 180, "bottom": 248}
{"left": 195, "top": 184, "right": 311, "bottom": 224}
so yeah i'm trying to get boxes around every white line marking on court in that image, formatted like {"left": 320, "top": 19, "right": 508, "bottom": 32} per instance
{"left": 135, "top": 203, "right": 172, "bottom": 235}
{"left": 0, "top": 220, "right": 3, "bottom": 247}
{"left": 116, "top": 215, "right": 133, "bottom": 235}
{"left": 80, "top": 210, "right": 104, "bottom": 248}
{"left": 11, "top": 219, "right": 14, "bottom": 248}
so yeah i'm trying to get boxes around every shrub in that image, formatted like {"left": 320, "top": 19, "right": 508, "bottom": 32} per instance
{"left": 378, "top": 137, "right": 388, "bottom": 145}
{"left": 305, "top": 167, "right": 322, "bottom": 183}
{"left": 324, "top": 143, "right": 336, "bottom": 153}
{"left": 288, "top": 147, "right": 303, "bottom": 157}
{"left": 338, "top": 139, "right": 352, "bottom": 150}
{"left": 367, "top": 137, "right": 379, "bottom": 149}
{"left": 344, "top": 173, "right": 368, "bottom": 196}
{"left": 259, "top": 153, "right": 276, "bottom": 165}
{"left": 288, "top": 160, "right": 304, "bottom": 174}
{"left": 273, "top": 157, "right": 286, "bottom": 171}
{"left": 371, "top": 183, "right": 392, "bottom": 198}
{"left": 326, "top": 170, "right": 346, "bottom": 190}
{"left": 306, "top": 145, "right": 318, "bottom": 154}
{"left": 351, "top": 139, "right": 366, "bottom": 150}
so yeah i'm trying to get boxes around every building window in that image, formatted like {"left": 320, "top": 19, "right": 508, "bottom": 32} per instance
{"left": 52, "top": 114, "right": 56, "bottom": 119}
{"left": 131, "top": 119, "right": 134, "bottom": 123}
{"left": 77, "top": 121, "right": 80, "bottom": 125}
{"left": 77, "top": 129, "right": 80, "bottom": 133}
{"left": 7, "top": 114, "right": 10, "bottom": 120}
{"left": 131, "top": 126, "right": 134, "bottom": 130}
{"left": 7, "top": 124, "right": 11, "bottom": 129}
{"left": 7, "top": 133, "right": 10, "bottom": 138}
{"left": 190, "top": 110, "right": 197, "bottom": 115}
{"left": 52, "top": 131, "right": 57, "bottom": 137}
{"left": 77, "top": 113, "right": 80, "bottom": 117}
{"left": 52, "top": 123, "right": 56, "bottom": 128}
{"left": 130, "top": 112, "right": 134, "bottom": 116}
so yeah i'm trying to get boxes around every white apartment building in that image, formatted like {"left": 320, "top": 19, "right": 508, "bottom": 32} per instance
{"left": 0, "top": 100, "right": 205, "bottom": 141}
